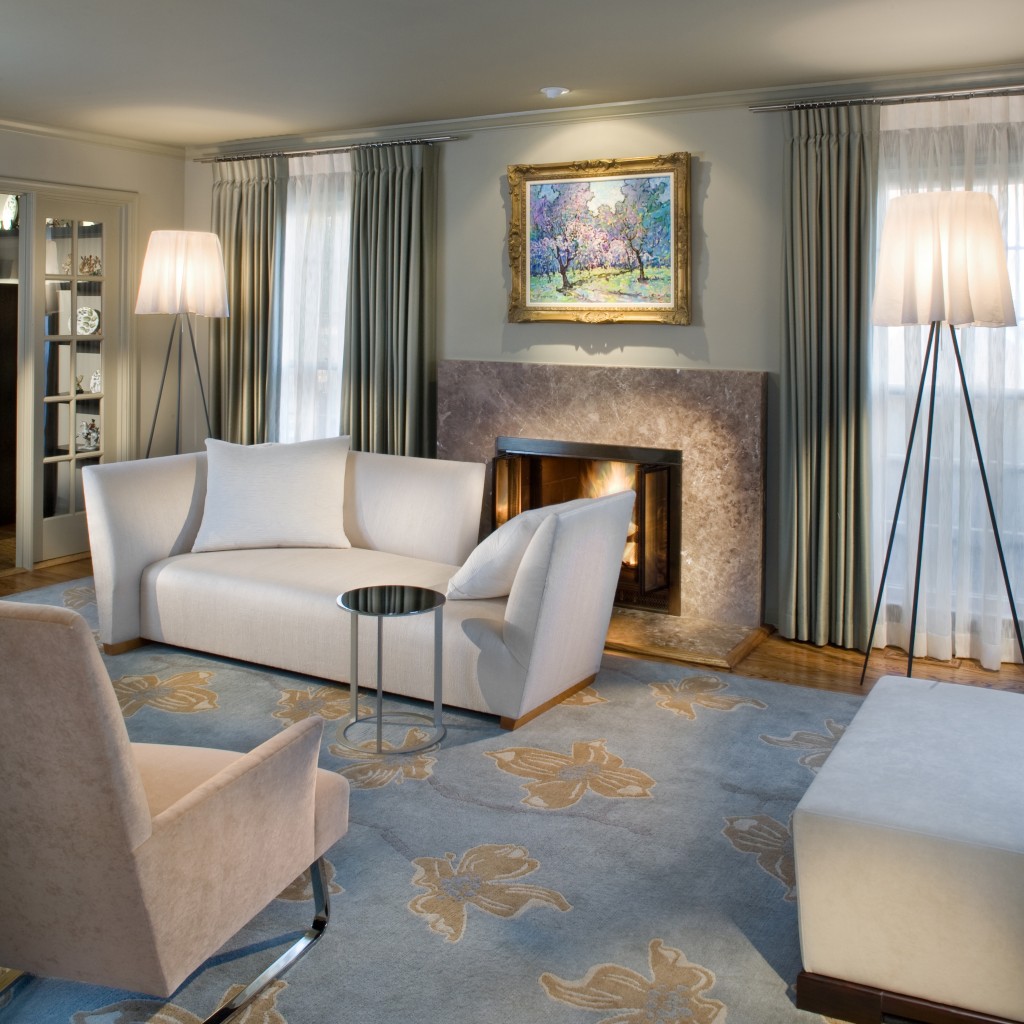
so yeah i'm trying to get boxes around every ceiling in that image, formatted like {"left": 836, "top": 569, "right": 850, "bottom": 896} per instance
{"left": 2, "top": 0, "right": 1023, "bottom": 151}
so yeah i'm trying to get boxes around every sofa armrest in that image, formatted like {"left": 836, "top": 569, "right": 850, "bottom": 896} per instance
{"left": 83, "top": 453, "right": 208, "bottom": 646}
{"left": 504, "top": 491, "right": 635, "bottom": 715}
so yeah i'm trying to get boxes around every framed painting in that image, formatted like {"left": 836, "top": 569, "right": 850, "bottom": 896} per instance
{"left": 507, "top": 152, "right": 690, "bottom": 324}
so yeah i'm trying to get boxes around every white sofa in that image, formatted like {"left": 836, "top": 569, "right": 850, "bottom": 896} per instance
{"left": 83, "top": 439, "right": 635, "bottom": 728}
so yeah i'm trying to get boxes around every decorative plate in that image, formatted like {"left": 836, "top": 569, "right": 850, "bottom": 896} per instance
{"left": 77, "top": 306, "right": 99, "bottom": 335}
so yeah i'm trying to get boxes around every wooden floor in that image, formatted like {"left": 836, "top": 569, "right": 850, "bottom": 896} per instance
{"left": 4, "top": 554, "right": 1024, "bottom": 696}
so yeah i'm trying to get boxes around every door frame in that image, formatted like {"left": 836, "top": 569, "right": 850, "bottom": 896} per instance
{"left": 1, "top": 177, "right": 137, "bottom": 569}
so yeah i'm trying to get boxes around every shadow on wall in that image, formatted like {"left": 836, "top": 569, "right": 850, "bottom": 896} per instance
{"left": 497, "top": 154, "right": 711, "bottom": 362}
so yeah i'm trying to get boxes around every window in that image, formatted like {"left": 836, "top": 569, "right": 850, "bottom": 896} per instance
{"left": 272, "top": 153, "right": 352, "bottom": 443}
{"left": 869, "top": 98, "right": 1024, "bottom": 667}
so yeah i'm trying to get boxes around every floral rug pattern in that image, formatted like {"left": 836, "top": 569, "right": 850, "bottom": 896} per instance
{"left": 2, "top": 580, "right": 864, "bottom": 1024}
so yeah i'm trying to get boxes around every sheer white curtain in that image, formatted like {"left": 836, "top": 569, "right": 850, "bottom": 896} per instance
{"left": 870, "top": 97, "right": 1024, "bottom": 667}
{"left": 272, "top": 152, "right": 353, "bottom": 443}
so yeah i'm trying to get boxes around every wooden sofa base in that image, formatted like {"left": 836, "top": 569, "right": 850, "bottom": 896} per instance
{"left": 100, "top": 643, "right": 593, "bottom": 729}
{"left": 796, "top": 971, "right": 1020, "bottom": 1024}
{"left": 103, "top": 637, "right": 149, "bottom": 655}
{"left": 499, "top": 673, "right": 597, "bottom": 730}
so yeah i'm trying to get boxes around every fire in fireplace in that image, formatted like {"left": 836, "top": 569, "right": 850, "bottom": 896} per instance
{"left": 492, "top": 437, "right": 682, "bottom": 615}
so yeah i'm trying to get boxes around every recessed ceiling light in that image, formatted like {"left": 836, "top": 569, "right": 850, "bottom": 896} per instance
{"left": 540, "top": 86, "right": 571, "bottom": 99}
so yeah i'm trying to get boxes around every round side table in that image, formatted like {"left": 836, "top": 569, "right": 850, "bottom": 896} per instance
{"left": 335, "top": 585, "right": 446, "bottom": 755}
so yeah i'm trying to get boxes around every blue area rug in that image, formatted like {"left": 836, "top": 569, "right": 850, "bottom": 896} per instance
{"left": 1, "top": 581, "right": 860, "bottom": 1024}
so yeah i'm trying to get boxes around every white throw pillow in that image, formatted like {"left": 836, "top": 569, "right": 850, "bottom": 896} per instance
{"left": 192, "top": 436, "right": 351, "bottom": 552}
{"left": 446, "top": 498, "right": 589, "bottom": 600}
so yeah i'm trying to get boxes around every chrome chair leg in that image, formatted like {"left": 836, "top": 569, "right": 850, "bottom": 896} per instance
{"left": 202, "top": 857, "right": 331, "bottom": 1024}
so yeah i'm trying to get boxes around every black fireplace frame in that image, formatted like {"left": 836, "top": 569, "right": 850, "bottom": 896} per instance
{"left": 493, "top": 436, "right": 682, "bottom": 616}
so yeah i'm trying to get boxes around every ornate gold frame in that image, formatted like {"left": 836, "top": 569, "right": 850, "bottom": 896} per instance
{"left": 507, "top": 152, "right": 690, "bottom": 325}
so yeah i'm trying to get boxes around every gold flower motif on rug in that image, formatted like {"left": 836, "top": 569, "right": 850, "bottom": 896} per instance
{"left": 486, "top": 739, "right": 655, "bottom": 809}
{"left": 277, "top": 857, "right": 343, "bottom": 901}
{"left": 408, "top": 843, "right": 570, "bottom": 943}
{"left": 650, "top": 674, "right": 767, "bottom": 720}
{"left": 540, "top": 938, "right": 726, "bottom": 1023}
{"left": 760, "top": 719, "right": 846, "bottom": 772}
{"left": 329, "top": 728, "right": 437, "bottom": 789}
{"left": 70, "top": 980, "right": 287, "bottom": 1024}
{"left": 113, "top": 670, "right": 218, "bottom": 718}
{"left": 62, "top": 584, "right": 96, "bottom": 610}
{"left": 722, "top": 814, "right": 795, "bottom": 900}
{"left": 274, "top": 685, "right": 359, "bottom": 726}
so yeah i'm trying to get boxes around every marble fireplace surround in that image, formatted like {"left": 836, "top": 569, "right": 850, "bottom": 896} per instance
{"left": 437, "top": 360, "right": 767, "bottom": 630}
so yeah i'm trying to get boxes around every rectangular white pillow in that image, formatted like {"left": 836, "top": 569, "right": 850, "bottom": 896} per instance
{"left": 192, "top": 436, "right": 351, "bottom": 552}
{"left": 445, "top": 498, "right": 590, "bottom": 600}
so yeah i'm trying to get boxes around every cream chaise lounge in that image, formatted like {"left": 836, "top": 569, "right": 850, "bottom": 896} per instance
{"left": 83, "top": 438, "right": 635, "bottom": 728}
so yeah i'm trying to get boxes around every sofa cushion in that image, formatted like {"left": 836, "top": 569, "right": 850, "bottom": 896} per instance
{"left": 445, "top": 498, "right": 589, "bottom": 600}
{"left": 192, "top": 436, "right": 350, "bottom": 552}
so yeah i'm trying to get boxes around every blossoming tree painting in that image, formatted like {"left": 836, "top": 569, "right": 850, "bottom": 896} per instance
{"left": 507, "top": 153, "right": 690, "bottom": 324}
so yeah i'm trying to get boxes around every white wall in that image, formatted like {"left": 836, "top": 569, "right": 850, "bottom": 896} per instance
{"left": 438, "top": 105, "right": 784, "bottom": 372}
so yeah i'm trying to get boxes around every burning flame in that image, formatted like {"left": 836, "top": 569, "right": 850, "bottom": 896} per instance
{"left": 582, "top": 461, "right": 639, "bottom": 567}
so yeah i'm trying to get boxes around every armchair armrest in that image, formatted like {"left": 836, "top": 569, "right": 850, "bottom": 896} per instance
{"left": 83, "top": 452, "right": 207, "bottom": 646}
{"left": 135, "top": 717, "right": 328, "bottom": 988}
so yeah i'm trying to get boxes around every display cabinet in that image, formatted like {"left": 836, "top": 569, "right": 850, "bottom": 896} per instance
{"left": 41, "top": 218, "right": 105, "bottom": 520}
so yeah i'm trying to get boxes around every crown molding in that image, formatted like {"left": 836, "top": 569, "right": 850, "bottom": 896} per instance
{"left": 186, "top": 63, "right": 1024, "bottom": 162}
{"left": 0, "top": 117, "right": 185, "bottom": 159}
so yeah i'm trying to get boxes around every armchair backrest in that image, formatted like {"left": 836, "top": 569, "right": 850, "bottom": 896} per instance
{"left": 0, "top": 602, "right": 157, "bottom": 970}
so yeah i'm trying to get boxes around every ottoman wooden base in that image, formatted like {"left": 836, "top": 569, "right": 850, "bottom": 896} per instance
{"left": 797, "top": 971, "right": 1019, "bottom": 1024}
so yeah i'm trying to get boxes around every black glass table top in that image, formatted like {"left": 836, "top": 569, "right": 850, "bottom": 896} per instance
{"left": 337, "top": 585, "right": 445, "bottom": 617}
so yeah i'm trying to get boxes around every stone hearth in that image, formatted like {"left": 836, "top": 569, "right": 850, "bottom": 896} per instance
{"left": 437, "top": 360, "right": 768, "bottom": 665}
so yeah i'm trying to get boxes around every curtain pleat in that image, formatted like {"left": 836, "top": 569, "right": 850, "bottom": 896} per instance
{"left": 778, "top": 106, "right": 879, "bottom": 649}
{"left": 210, "top": 157, "right": 287, "bottom": 444}
{"left": 342, "top": 145, "right": 437, "bottom": 457}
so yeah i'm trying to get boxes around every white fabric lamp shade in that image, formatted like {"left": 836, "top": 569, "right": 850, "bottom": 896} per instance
{"left": 136, "top": 230, "right": 229, "bottom": 317}
{"left": 872, "top": 190, "right": 1017, "bottom": 328}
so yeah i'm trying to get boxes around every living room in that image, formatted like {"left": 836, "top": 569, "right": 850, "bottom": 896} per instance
{"left": 3, "top": 2, "right": 1024, "bottom": 1022}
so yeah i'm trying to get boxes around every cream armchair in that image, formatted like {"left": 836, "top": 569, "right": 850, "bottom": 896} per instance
{"left": 0, "top": 601, "right": 349, "bottom": 1023}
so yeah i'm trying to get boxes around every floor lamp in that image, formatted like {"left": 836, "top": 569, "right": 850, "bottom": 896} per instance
{"left": 136, "top": 230, "right": 229, "bottom": 457}
{"left": 862, "top": 190, "right": 1022, "bottom": 683}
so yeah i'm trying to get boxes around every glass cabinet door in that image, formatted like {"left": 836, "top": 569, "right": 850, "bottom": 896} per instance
{"left": 32, "top": 200, "right": 120, "bottom": 562}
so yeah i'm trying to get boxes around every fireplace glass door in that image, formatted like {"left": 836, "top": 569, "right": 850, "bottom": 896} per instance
{"left": 493, "top": 438, "right": 681, "bottom": 615}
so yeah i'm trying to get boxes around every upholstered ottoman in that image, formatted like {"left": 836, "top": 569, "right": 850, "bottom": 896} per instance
{"left": 793, "top": 675, "right": 1024, "bottom": 1024}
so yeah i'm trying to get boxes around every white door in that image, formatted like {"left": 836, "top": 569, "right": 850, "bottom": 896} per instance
{"left": 20, "top": 192, "right": 133, "bottom": 564}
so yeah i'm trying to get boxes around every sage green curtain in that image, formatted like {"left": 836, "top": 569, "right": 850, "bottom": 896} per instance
{"left": 778, "top": 106, "right": 879, "bottom": 649}
{"left": 342, "top": 145, "right": 438, "bottom": 457}
{"left": 210, "top": 157, "right": 287, "bottom": 444}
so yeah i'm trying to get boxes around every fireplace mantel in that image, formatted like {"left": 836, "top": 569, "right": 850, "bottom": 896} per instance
{"left": 437, "top": 360, "right": 766, "bottom": 629}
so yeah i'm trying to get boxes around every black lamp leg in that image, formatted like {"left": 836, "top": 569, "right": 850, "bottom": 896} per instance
{"left": 860, "top": 322, "right": 938, "bottom": 684}
{"left": 903, "top": 323, "right": 944, "bottom": 678}
{"left": 145, "top": 314, "right": 181, "bottom": 458}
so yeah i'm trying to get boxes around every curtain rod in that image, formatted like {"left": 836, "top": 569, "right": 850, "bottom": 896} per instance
{"left": 750, "top": 84, "right": 1024, "bottom": 113}
{"left": 200, "top": 135, "right": 460, "bottom": 163}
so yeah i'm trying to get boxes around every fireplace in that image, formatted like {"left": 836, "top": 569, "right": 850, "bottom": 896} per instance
{"left": 493, "top": 437, "right": 682, "bottom": 615}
